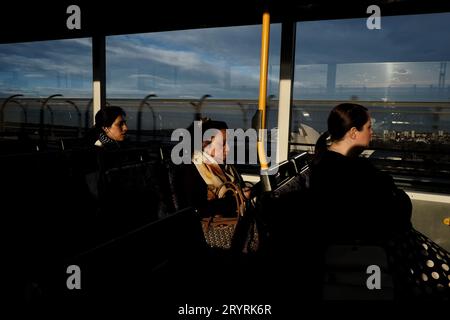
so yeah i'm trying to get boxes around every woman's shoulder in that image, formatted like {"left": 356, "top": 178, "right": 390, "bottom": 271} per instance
{"left": 178, "top": 163, "right": 203, "bottom": 180}
{"left": 311, "top": 151, "right": 382, "bottom": 184}
{"left": 310, "top": 151, "right": 352, "bottom": 187}
{"left": 312, "top": 150, "right": 351, "bottom": 171}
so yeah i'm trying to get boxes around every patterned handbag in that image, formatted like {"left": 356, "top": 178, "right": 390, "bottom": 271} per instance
{"left": 202, "top": 215, "right": 238, "bottom": 250}
{"left": 385, "top": 228, "right": 450, "bottom": 299}
{"left": 201, "top": 181, "right": 258, "bottom": 251}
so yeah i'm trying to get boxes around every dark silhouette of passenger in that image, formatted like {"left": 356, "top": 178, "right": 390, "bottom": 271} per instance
{"left": 310, "top": 103, "right": 412, "bottom": 243}
{"left": 176, "top": 118, "right": 256, "bottom": 252}
{"left": 85, "top": 107, "right": 159, "bottom": 238}
{"left": 310, "top": 103, "right": 450, "bottom": 300}
{"left": 178, "top": 118, "right": 251, "bottom": 218}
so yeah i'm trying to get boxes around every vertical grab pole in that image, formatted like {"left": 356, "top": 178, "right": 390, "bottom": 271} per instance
{"left": 258, "top": 11, "right": 271, "bottom": 173}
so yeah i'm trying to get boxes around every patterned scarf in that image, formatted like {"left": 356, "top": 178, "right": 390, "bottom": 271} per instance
{"left": 95, "top": 132, "right": 120, "bottom": 148}
{"left": 193, "top": 150, "right": 236, "bottom": 197}
{"left": 193, "top": 150, "right": 246, "bottom": 216}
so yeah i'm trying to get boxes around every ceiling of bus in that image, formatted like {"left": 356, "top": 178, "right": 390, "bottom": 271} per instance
{"left": 0, "top": 0, "right": 449, "bottom": 44}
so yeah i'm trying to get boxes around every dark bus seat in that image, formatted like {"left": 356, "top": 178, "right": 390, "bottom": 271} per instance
{"left": 323, "top": 244, "right": 394, "bottom": 300}
{"left": 258, "top": 153, "right": 311, "bottom": 220}
{"left": 85, "top": 145, "right": 177, "bottom": 239}
{"left": 290, "top": 151, "right": 309, "bottom": 174}
{"left": 159, "top": 142, "right": 183, "bottom": 213}
{"left": 98, "top": 145, "right": 161, "bottom": 170}
{"left": 66, "top": 207, "right": 208, "bottom": 303}
{"left": 264, "top": 159, "right": 297, "bottom": 192}
{"left": 252, "top": 154, "right": 326, "bottom": 299}
{"left": 257, "top": 155, "right": 312, "bottom": 255}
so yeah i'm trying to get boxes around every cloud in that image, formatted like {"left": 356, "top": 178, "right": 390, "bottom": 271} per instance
{"left": 125, "top": 24, "right": 281, "bottom": 66}
{"left": 1, "top": 13, "right": 448, "bottom": 100}
{"left": 0, "top": 38, "right": 92, "bottom": 76}
{"left": 393, "top": 68, "right": 409, "bottom": 75}
{"left": 23, "top": 73, "right": 45, "bottom": 78}
{"left": 128, "top": 73, "right": 167, "bottom": 82}
{"left": 108, "top": 42, "right": 201, "bottom": 70}
{"left": 295, "top": 12, "right": 450, "bottom": 64}
{"left": 64, "top": 38, "right": 92, "bottom": 47}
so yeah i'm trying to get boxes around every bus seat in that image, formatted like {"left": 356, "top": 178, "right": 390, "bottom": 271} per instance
{"left": 290, "top": 151, "right": 309, "bottom": 174}
{"left": 257, "top": 157, "right": 312, "bottom": 256}
{"left": 264, "top": 159, "right": 297, "bottom": 192}
{"left": 159, "top": 143, "right": 183, "bottom": 213}
{"left": 81, "top": 145, "right": 176, "bottom": 240}
{"left": 323, "top": 244, "right": 394, "bottom": 300}
{"left": 67, "top": 207, "right": 207, "bottom": 303}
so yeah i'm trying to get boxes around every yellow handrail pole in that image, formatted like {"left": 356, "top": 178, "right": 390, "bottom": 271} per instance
{"left": 258, "top": 10, "right": 271, "bottom": 171}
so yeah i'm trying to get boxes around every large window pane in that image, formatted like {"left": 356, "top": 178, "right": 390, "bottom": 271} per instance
{"left": 0, "top": 39, "right": 93, "bottom": 141}
{"left": 106, "top": 25, "right": 281, "bottom": 132}
{"left": 292, "top": 13, "right": 450, "bottom": 193}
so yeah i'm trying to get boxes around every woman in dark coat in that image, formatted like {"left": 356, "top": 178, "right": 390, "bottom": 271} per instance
{"left": 310, "top": 103, "right": 450, "bottom": 300}
{"left": 176, "top": 118, "right": 255, "bottom": 251}
{"left": 177, "top": 119, "right": 249, "bottom": 218}
{"left": 310, "top": 103, "right": 412, "bottom": 243}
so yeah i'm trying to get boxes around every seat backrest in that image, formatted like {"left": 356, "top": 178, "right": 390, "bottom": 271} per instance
{"left": 264, "top": 160, "right": 297, "bottom": 192}
{"left": 69, "top": 207, "right": 207, "bottom": 299}
{"left": 91, "top": 144, "right": 177, "bottom": 236}
{"left": 159, "top": 143, "right": 183, "bottom": 213}
{"left": 323, "top": 244, "right": 394, "bottom": 300}
{"left": 290, "top": 151, "right": 309, "bottom": 174}
{"left": 256, "top": 156, "right": 312, "bottom": 255}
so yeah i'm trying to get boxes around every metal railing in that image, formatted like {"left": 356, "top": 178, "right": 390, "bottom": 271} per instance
{"left": 0, "top": 94, "right": 27, "bottom": 133}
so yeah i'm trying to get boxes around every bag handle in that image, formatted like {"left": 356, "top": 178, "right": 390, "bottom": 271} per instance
{"left": 215, "top": 181, "right": 247, "bottom": 217}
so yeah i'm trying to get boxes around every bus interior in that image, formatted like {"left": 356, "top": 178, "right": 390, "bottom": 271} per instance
{"left": 1, "top": 0, "right": 449, "bottom": 309}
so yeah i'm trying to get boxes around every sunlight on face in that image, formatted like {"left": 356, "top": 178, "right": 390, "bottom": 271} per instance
{"left": 355, "top": 118, "right": 373, "bottom": 147}
{"left": 105, "top": 115, "right": 128, "bottom": 141}
{"left": 204, "top": 129, "right": 229, "bottom": 164}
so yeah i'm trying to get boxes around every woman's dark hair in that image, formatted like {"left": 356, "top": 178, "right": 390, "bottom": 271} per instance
{"left": 315, "top": 103, "right": 369, "bottom": 156}
{"left": 187, "top": 118, "right": 228, "bottom": 153}
{"left": 201, "top": 119, "right": 228, "bottom": 133}
{"left": 95, "top": 106, "right": 126, "bottom": 130}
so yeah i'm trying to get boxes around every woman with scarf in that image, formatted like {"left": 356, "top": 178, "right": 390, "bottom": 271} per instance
{"left": 93, "top": 106, "right": 128, "bottom": 149}
{"left": 179, "top": 119, "right": 249, "bottom": 217}
{"left": 177, "top": 119, "right": 256, "bottom": 251}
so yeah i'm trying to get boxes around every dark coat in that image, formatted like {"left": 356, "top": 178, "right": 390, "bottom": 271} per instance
{"left": 310, "top": 150, "right": 412, "bottom": 243}
{"left": 176, "top": 164, "right": 238, "bottom": 218}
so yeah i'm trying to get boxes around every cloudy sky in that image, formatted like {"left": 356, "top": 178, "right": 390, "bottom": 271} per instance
{"left": 0, "top": 12, "right": 449, "bottom": 101}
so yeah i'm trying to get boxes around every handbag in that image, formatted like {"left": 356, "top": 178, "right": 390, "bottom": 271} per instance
{"left": 201, "top": 181, "right": 258, "bottom": 252}
{"left": 385, "top": 228, "right": 450, "bottom": 299}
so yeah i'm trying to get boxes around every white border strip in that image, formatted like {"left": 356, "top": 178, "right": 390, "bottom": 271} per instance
{"left": 406, "top": 191, "right": 450, "bottom": 204}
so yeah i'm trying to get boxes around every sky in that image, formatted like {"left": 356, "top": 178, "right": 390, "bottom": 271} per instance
{"left": 0, "top": 12, "right": 449, "bottom": 101}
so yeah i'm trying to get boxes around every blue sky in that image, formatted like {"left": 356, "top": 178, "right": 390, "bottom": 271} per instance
{"left": 0, "top": 12, "right": 449, "bottom": 100}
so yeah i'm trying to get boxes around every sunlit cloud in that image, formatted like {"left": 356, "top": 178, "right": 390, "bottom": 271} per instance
{"left": 23, "top": 73, "right": 45, "bottom": 78}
